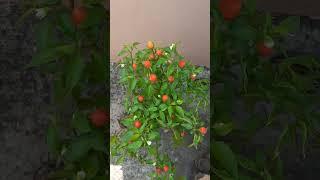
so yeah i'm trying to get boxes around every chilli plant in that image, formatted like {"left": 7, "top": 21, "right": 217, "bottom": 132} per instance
{"left": 21, "top": 0, "right": 109, "bottom": 179}
{"left": 110, "top": 41, "right": 209, "bottom": 179}
{"left": 212, "top": 0, "right": 320, "bottom": 179}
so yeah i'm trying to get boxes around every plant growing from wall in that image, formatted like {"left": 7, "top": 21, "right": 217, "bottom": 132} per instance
{"left": 21, "top": 0, "right": 109, "bottom": 179}
{"left": 212, "top": 0, "right": 320, "bottom": 179}
{"left": 110, "top": 41, "right": 209, "bottom": 179}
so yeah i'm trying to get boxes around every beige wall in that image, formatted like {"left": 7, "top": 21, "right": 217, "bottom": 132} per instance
{"left": 110, "top": 0, "right": 210, "bottom": 67}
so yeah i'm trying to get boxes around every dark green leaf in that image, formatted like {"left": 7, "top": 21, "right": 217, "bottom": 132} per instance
{"left": 159, "top": 111, "right": 166, "bottom": 121}
{"left": 65, "top": 55, "right": 85, "bottom": 91}
{"left": 65, "top": 136, "right": 91, "bottom": 161}
{"left": 71, "top": 112, "right": 91, "bottom": 134}
{"left": 148, "top": 107, "right": 158, "bottom": 112}
{"left": 213, "top": 122, "right": 233, "bottom": 136}
{"left": 130, "top": 79, "right": 137, "bottom": 90}
{"left": 27, "top": 44, "right": 75, "bottom": 68}
{"left": 128, "top": 141, "right": 142, "bottom": 152}
{"left": 175, "top": 106, "right": 184, "bottom": 116}
{"left": 273, "top": 16, "right": 300, "bottom": 36}
{"left": 181, "top": 123, "right": 192, "bottom": 130}
{"left": 47, "top": 122, "right": 60, "bottom": 155}
{"left": 159, "top": 104, "right": 167, "bottom": 111}
{"left": 212, "top": 141, "right": 238, "bottom": 178}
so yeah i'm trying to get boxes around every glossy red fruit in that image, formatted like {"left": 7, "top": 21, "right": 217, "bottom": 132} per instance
{"left": 156, "top": 168, "right": 162, "bottom": 175}
{"left": 144, "top": 60, "right": 152, "bottom": 69}
{"left": 218, "top": 0, "right": 242, "bottom": 20}
{"left": 257, "top": 42, "right": 273, "bottom": 57}
{"left": 134, "top": 120, "right": 142, "bottom": 128}
{"left": 72, "top": 6, "right": 87, "bottom": 25}
{"left": 199, "top": 127, "right": 207, "bottom": 135}
{"left": 168, "top": 76, "right": 174, "bottom": 83}
{"left": 163, "top": 165, "right": 169, "bottom": 172}
{"left": 149, "top": 74, "right": 157, "bottom": 83}
{"left": 156, "top": 49, "right": 163, "bottom": 56}
{"left": 178, "top": 60, "right": 186, "bottom": 68}
{"left": 90, "top": 108, "right": 108, "bottom": 127}
{"left": 138, "top": 95, "right": 144, "bottom": 102}
{"left": 132, "top": 63, "right": 137, "bottom": 71}
{"left": 162, "top": 95, "right": 169, "bottom": 103}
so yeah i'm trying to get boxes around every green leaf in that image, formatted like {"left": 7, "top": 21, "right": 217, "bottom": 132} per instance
{"left": 90, "top": 131, "right": 106, "bottom": 152}
{"left": 26, "top": 44, "right": 75, "bottom": 68}
{"left": 175, "top": 106, "right": 184, "bottom": 117}
{"left": 79, "top": 6, "right": 107, "bottom": 28}
{"left": 237, "top": 155, "right": 259, "bottom": 174}
{"left": 65, "top": 136, "right": 91, "bottom": 161}
{"left": 148, "top": 107, "right": 158, "bottom": 112}
{"left": 157, "top": 119, "right": 166, "bottom": 128}
{"left": 159, "top": 104, "right": 167, "bottom": 111}
{"left": 160, "top": 83, "right": 168, "bottom": 94}
{"left": 212, "top": 141, "right": 238, "bottom": 178}
{"left": 117, "top": 46, "right": 128, "bottom": 56}
{"left": 86, "top": 51, "right": 107, "bottom": 83}
{"left": 273, "top": 125, "right": 289, "bottom": 159}
{"left": 230, "top": 22, "right": 256, "bottom": 41}
{"left": 212, "top": 122, "right": 233, "bottom": 136}
{"left": 57, "top": 12, "right": 74, "bottom": 38}
{"left": 128, "top": 140, "right": 142, "bottom": 152}
{"left": 167, "top": 65, "right": 175, "bottom": 76}
{"left": 168, "top": 106, "right": 173, "bottom": 117}
{"left": 146, "top": 85, "right": 154, "bottom": 97}
{"left": 244, "top": 0, "right": 256, "bottom": 15}
{"left": 35, "top": 19, "right": 56, "bottom": 51}
{"left": 71, "top": 112, "right": 91, "bottom": 134}
{"left": 298, "top": 121, "right": 307, "bottom": 158}
{"left": 47, "top": 122, "right": 60, "bottom": 155}
{"left": 149, "top": 132, "right": 160, "bottom": 140}
{"left": 176, "top": 99, "right": 183, "bottom": 105}
{"left": 213, "top": 168, "right": 234, "bottom": 180}
{"left": 130, "top": 105, "right": 139, "bottom": 113}
{"left": 121, "top": 118, "right": 134, "bottom": 128}
{"left": 65, "top": 55, "right": 85, "bottom": 91}
{"left": 150, "top": 113, "right": 159, "bottom": 119}
{"left": 130, "top": 79, "right": 137, "bottom": 90}
{"left": 159, "top": 111, "right": 166, "bottom": 121}
{"left": 81, "top": 153, "right": 100, "bottom": 178}
{"left": 273, "top": 16, "right": 300, "bottom": 36}
{"left": 156, "top": 57, "right": 167, "bottom": 66}
{"left": 121, "top": 131, "right": 134, "bottom": 142}
{"left": 132, "top": 42, "right": 140, "bottom": 47}
{"left": 181, "top": 123, "right": 193, "bottom": 130}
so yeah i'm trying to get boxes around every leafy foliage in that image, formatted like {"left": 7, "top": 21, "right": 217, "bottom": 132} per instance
{"left": 111, "top": 42, "right": 209, "bottom": 179}
{"left": 212, "top": 0, "right": 320, "bottom": 179}
{"left": 22, "top": 0, "right": 109, "bottom": 179}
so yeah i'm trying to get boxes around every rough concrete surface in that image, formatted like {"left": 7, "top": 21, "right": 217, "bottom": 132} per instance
{"left": 0, "top": 1, "right": 52, "bottom": 180}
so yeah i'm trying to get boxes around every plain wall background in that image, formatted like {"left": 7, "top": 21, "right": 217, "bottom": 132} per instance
{"left": 110, "top": 0, "right": 210, "bottom": 67}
